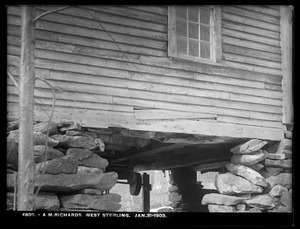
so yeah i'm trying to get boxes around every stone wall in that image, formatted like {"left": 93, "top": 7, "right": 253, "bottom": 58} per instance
{"left": 7, "top": 121, "right": 121, "bottom": 211}
{"left": 201, "top": 137, "right": 293, "bottom": 213}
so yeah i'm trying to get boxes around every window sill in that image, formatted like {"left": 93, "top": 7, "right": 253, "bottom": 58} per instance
{"left": 168, "top": 55, "right": 224, "bottom": 67}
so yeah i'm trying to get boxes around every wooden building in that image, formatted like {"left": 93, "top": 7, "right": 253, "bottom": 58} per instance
{"left": 7, "top": 5, "right": 293, "bottom": 184}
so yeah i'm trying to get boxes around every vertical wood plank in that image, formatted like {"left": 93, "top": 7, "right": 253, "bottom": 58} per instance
{"left": 280, "top": 6, "right": 293, "bottom": 124}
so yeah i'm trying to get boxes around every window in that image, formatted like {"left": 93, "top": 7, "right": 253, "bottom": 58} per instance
{"left": 168, "top": 6, "right": 221, "bottom": 63}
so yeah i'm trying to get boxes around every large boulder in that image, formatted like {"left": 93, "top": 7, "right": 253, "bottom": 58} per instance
{"left": 244, "top": 194, "right": 277, "bottom": 209}
{"left": 59, "top": 193, "right": 121, "bottom": 211}
{"left": 225, "top": 163, "right": 267, "bottom": 187}
{"left": 266, "top": 173, "right": 292, "bottom": 189}
{"left": 67, "top": 148, "right": 108, "bottom": 171}
{"left": 214, "top": 172, "right": 263, "bottom": 195}
{"left": 7, "top": 171, "right": 118, "bottom": 193}
{"left": 201, "top": 193, "right": 250, "bottom": 206}
{"left": 35, "top": 155, "right": 78, "bottom": 174}
{"left": 34, "top": 145, "right": 64, "bottom": 163}
{"left": 230, "top": 150, "right": 267, "bottom": 166}
{"left": 230, "top": 139, "right": 268, "bottom": 154}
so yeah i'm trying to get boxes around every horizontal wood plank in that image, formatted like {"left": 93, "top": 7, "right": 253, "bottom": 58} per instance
{"left": 7, "top": 103, "right": 284, "bottom": 140}
{"left": 222, "top": 53, "right": 282, "bottom": 69}
{"left": 82, "top": 5, "right": 167, "bottom": 24}
{"left": 124, "top": 5, "right": 168, "bottom": 16}
{"left": 222, "top": 27, "right": 280, "bottom": 47}
{"left": 237, "top": 5, "right": 280, "bottom": 17}
{"left": 7, "top": 34, "right": 282, "bottom": 90}
{"left": 221, "top": 60, "right": 282, "bottom": 76}
{"left": 134, "top": 109, "right": 217, "bottom": 120}
{"left": 222, "top": 36, "right": 281, "bottom": 55}
{"left": 223, "top": 6, "right": 280, "bottom": 24}
{"left": 223, "top": 44, "right": 281, "bottom": 62}
{"left": 222, "top": 19, "right": 280, "bottom": 39}
{"left": 222, "top": 11, "right": 280, "bottom": 32}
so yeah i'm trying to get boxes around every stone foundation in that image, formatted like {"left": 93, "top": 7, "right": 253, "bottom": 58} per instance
{"left": 7, "top": 120, "right": 121, "bottom": 211}
{"left": 201, "top": 136, "right": 293, "bottom": 213}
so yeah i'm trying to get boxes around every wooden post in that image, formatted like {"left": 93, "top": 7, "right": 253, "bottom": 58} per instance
{"left": 142, "top": 173, "right": 150, "bottom": 212}
{"left": 17, "top": 5, "right": 36, "bottom": 211}
{"left": 280, "top": 6, "right": 294, "bottom": 125}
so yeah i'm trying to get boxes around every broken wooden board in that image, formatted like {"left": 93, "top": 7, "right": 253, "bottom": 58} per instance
{"left": 230, "top": 139, "right": 268, "bottom": 154}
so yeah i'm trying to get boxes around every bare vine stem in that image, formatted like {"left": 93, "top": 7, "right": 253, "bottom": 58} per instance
{"left": 32, "top": 6, "right": 71, "bottom": 22}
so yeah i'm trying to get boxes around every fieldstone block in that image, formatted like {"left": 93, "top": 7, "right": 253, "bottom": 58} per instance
{"left": 33, "top": 121, "right": 58, "bottom": 136}
{"left": 7, "top": 171, "right": 118, "bottom": 192}
{"left": 201, "top": 193, "right": 250, "bottom": 206}
{"left": 59, "top": 193, "right": 121, "bottom": 211}
{"left": 265, "top": 159, "right": 292, "bottom": 169}
{"left": 7, "top": 192, "right": 60, "bottom": 211}
{"left": 67, "top": 148, "right": 108, "bottom": 171}
{"left": 265, "top": 167, "right": 283, "bottom": 176}
{"left": 34, "top": 145, "right": 64, "bottom": 163}
{"left": 231, "top": 150, "right": 267, "bottom": 166}
{"left": 207, "top": 204, "right": 236, "bottom": 212}
{"left": 230, "top": 139, "right": 268, "bottom": 154}
{"left": 245, "top": 194, "right": 277, "bottom": 209}
{"left": 236, "top": 204, "right": 246, "bottom": 211}
{"left": 248, "top": 163, "right": 264, "bottom": 171}
{"left": 36, "top": 155, "right": 78, "bottom": 174}
{"left": 214, "top": 172, "right": 263, "bottom": 195}
{"left": 226, "top": 163, "right": 267, "bottom": 187}
{"left": 266, "top": 173, "right": 292, "bottom": 189}
{"left": 269, "top": 184, "right": 288, "bottom": 197}
{"left": 267, "top": 153, "right": 285, "bottom": 160}
{"left": 8, "top": 130, "right": 59, "bottom": 147}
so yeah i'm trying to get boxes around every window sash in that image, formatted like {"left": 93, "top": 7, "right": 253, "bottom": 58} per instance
{"left": 168, "top": 5, "right": 222, "bottom": 64}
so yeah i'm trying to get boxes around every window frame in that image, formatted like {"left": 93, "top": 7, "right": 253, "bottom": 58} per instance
{"left": 168, "top": 5, "right": 222, "bottom": 64}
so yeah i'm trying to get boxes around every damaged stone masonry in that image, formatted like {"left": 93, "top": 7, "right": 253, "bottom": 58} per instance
{"left": 7, "top": 120, "right": 121, "bottom": 211}
{"left": 201, "top": 136, "right": 293, "bottom": 213}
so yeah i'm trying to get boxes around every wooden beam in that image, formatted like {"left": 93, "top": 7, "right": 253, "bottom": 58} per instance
{"left": 134, "top": 155, "right": 231, "bottom": 172}
{"left": 190, "top": 161, "right": 228, "bottom": 172}
{"left": 280, "top": 6, "right": 294, "bottom": 125}
{"left": 17, "top": 5, "right": 36, "bottom": 211}
{"left": 142, "top": 173, "right": 150, "bottom": 212}
{"left": 110, "top": 143, "right": 186, "bottom": 163}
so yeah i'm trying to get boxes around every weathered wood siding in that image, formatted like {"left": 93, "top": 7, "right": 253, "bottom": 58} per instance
{"left": 7, "top": 5, "right": 284, "bottom": 140}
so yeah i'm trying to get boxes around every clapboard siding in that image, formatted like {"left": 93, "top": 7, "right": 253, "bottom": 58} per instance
{"left": 7, "top": 5, "right": 284, "bottom": 140}
{"left": 222, "top": 5, "right": 282, "bottom": 76}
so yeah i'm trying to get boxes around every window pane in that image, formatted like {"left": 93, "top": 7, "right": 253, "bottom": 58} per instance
{"left": 200, "top": 25, "right": 210, "bottom": 41}
{"left": 200, "top": 8, "right": 210, "bottom": 25}
{"left": 188, "top": 7, "right": 198, "bottom": 22}
{"left": 188, "top": 23, "right": 199, "bottom": 39}
{"left": 200, "top": 42, "right": 210, "bottom": 59}
{"left": 177, "top": 36, "right": 187, "bottom": 55}
{"left": 176, "top": 19, "right": 187, "bottom": 37}
{"left": 189, "top": 40, "right": 199, "bottom": 57}
{"left": 176, "top": 6, "right": 187, "bottom": 19}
